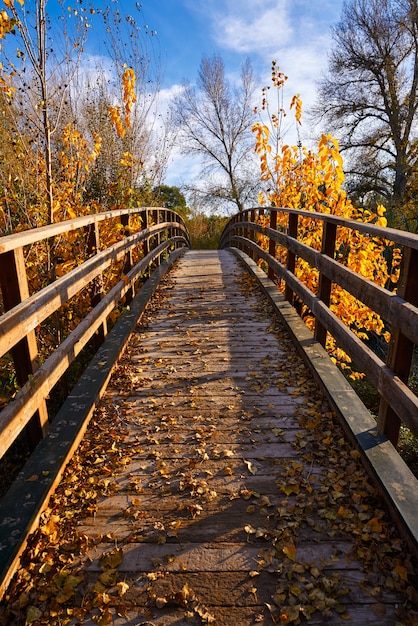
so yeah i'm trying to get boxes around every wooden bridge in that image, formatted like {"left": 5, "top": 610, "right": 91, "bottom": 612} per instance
{"left": 0, "top": 208, "right": 418, "bottom": 625}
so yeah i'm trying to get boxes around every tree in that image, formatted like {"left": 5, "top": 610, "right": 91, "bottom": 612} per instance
{"left": 152, "top": 185, "right": 190, "bottom": 219}
{"left": 0, "top": 1, "right": 168, "bottom": 224}
{"left": 254, "top": 65, "right": 400, "bottom": 377}
{"left": 77, "top": 4, "right": 171, "bottom": 209}
{"left": 2, "top": 0, "right": 92, "bottom": 225}
{"left": 173, "top": 54, "right": 258, "bottom": 213}
{"left": 312, "top": 0, "right": 418, "bottom": 230}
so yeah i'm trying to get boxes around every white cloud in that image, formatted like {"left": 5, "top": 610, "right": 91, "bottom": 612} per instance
{"left": 212, "top": 0, "right": 293, "bottom": 53}
{"left": 75, "top": 53, "right": 115, "bottom": 87}
{"left": 159, "top": 0, "right": 343, "bottom": 187}
{"left": 165, "top": 151, "right": 202, "bottom": 187}
{"left": 156, "top": 83, "right": 186, "bottom": 111}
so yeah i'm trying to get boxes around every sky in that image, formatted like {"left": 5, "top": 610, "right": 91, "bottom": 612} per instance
{"left": 136, "top": 0, "right": 345, "bottom": 186}
{"left": 3, "top": 0, "right": 345, "bottom": 190}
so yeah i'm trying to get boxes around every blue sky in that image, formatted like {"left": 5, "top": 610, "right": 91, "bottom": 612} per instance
{"left": 142, "top": 0, "right": 344, "bottom": 91}
{"left": 133, "top": 0, "right": 345, "bottom": 185}
{"left": 140, "top": 0, "right": 342, "bottom": 98}
{"left": 4, "top": 0, "right": 345, "bottom": 188}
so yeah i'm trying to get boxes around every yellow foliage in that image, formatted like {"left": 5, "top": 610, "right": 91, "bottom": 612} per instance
{"left": 253, "top": 64, "right": 400, "bottom": 373}
{"left": 122, "top": 66, "right": 136, "bottom": 127}
{"left": 108, "top": 105, "right": 125, "bottom": 138}
{"left": 108, "top": 67, "right": 137, "bottom": 138}
{"left": 290, "top": 94, "right": 302, "bottom": 126}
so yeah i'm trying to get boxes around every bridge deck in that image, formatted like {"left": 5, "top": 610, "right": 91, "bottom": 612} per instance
{"left": 3, "top": 250, "right": 417, "bottom": 625}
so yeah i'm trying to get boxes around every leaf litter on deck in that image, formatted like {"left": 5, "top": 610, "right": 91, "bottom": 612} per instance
{"left": 1, "top": 252, "right": 417, "bottom": 626}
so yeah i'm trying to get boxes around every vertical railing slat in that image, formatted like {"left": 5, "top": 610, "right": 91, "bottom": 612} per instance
{"left": 268, "top": 209, "right": 277, "bottom": 281}
{"left": 120, "top": 213, "right": 134, "bottom": 304}
{"left": 284, "top": 213, "right": 298, "bottom": 303}
{"left": 248, "top": 209, "right": 256, "bottom": 260}
{"left": 314, "top": 220, "right": 337, "bottom": 347}
{"left": 85, "top": 222, "right": 107, "bottom": 344}
{"left": 0, "top": 248, "right": 49, "bottom": 446}
{"left": 378, "top": 246, "right": 418, "bottom": 445}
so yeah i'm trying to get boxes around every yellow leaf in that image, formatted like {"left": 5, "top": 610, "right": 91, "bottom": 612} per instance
{"left": 280, "top": 605, "right": 301, "bottom": 623}
{"left": 244, "top": 459, "right": 258, "bottom": 474}
{"left": 117, "top": 581, "right": 129, "bottom": 596}
{"left": 282, "top": 544, "right": 297, "bottom": 561}
{"left": 244, "top": 524, "right": 256, "bottom": 534}
{"left": 394, "top": 564, "right": 408, "bottom": 581}
{"left": 98, "top": 569, "right": 118, "bottom": 586}
{"left": 366, "top": 517, "right": 383, "bottom": 533}
{"left": 100, "top": 548, "right": 123, "bottom": 570}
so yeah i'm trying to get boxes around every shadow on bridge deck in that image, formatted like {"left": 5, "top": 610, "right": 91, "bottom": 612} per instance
{"left": 1, "top": 250, "right": 417, "bottom": 625}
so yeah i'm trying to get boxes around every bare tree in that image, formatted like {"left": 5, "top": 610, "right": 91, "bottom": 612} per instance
{"left": 3, "top": 0, "right": 91, "bottom": 225}
{"left": 76, "top": 3, "right": 173, "bottom": 202}
{"left": 173, "top": 54, "right": 258, "bottom": 213}
{"left": 313, "top": 0, "right": 418, "bottom": 230}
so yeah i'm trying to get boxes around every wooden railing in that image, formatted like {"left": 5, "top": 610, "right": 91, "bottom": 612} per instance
{"left": 0, "top": 207, "right": 189, "bottom": 461}
{"left": 220, "top": 207, "right": 418, "bottom": 447}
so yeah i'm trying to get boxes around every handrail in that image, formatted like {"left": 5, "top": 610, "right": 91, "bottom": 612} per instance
{"left": 0, "top": 207, "right": 170, "bottom": 253}
{"left": 0, "top": 208, "right": 190, "bottom": 460}
{"left": 220, "top": 207, "right": 418, "bottom": 447}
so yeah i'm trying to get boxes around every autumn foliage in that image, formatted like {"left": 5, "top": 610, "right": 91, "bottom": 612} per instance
{"left": 252, "top": 62, "right": 400, "bottom": 376}
{"left": 0, "top": 52, "right": 141, "bottom": 381}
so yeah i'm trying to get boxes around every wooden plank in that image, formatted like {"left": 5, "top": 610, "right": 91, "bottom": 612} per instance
{"left": 0, "top": 248, "right": 49, "bottom": 443}
{"left": 0, "top": 207, "right": 188, "bottom": 254}
{"left": 284, "top": 212, "right": 298, "bottom": 303}
{"left": 235, "top": 248, "right": 418, "bottom": 558}
{"left": 0, "top": 225, "right": 172, "bottom": 359}
{"left": 314, "top": 220, "right": 337, "bottom": 346}
{"left": 266, "top": 206, "right": 418, "bottom": 250}
{"left": 0, "top": 252, "right": 184, "bottom": 598}
{"left": 378, "top": 246, "right": 418, "bottom": 444}
{"left": 84, "top": 541, "right": 358, "bottom": 573}
{"left": 0, "top": 241, "right": 185, "bottom": 457}
{"left": 234, "top": 238, "right": 418, "bottom": 435}
{"left": 1, "top": 249, "right": 416, "bottom": 626}
{"left": 246, "top": 223, "right": 418, "bottom": 346}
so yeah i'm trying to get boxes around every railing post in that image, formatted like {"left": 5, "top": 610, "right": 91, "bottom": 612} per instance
{"left": 153, "top": 209, "right": 160, "bottom": 267}
{"left": 120, "top": 213, "right": 134, "bottom": 304}
{"left": 248, "top": 209, "right": 256, "bottom": 260}
{"left": 242, "top": 210, "right": 248, "bottom": 254}
{"left": 172, "top": 210, "right": 178, "bottom": 249}
{"left": 268, "top": 209, "right": 277, "bottom": 281}
{"left": 233, "top": 213, "right": 239, "bottom": 249}
{"left": 238, "top": 211, "right": 245, "bottom": 251}
{"left": 174, "top": 210, "right": 181, "bottom": 247}
{"left": 377, "top": 246, "right": 418, "bottom": 446}
{"left": 284, "top": 212, "right": 298, "bottom": 303}
{"left": 85, "top": 222, "right": 107, "bottom": 344}
{"left": 314, "top": 220, "right": 337, "bottom": 347}
{"left": 0, "top": 248, "right": 49, "bottom": 446}
{"left": 142, "top": 209, "right": 150, "bottom": 259}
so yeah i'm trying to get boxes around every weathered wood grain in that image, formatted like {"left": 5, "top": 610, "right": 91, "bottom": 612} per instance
{"left": 50, "top": 249, "right": 416, "bottom": 625}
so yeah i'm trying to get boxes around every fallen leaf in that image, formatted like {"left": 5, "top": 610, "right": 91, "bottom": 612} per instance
{"left": 244, "top": 459, "right": 258, "bottom": 475}
{"left": 244, "top": 524, "right": 256, "bottom": 534}
{"left": 25, "top": 606, "right": 43, "bottom": 624}
{"left": 282, "top": 544, "right": 297, "bottom": 561}
{"left": 117, "top": 581, "right": 129, "bottom": 596}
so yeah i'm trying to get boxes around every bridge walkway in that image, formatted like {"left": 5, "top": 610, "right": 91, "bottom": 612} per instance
{"left": 2, "top": 250, "right": 416, "bottom": 625}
